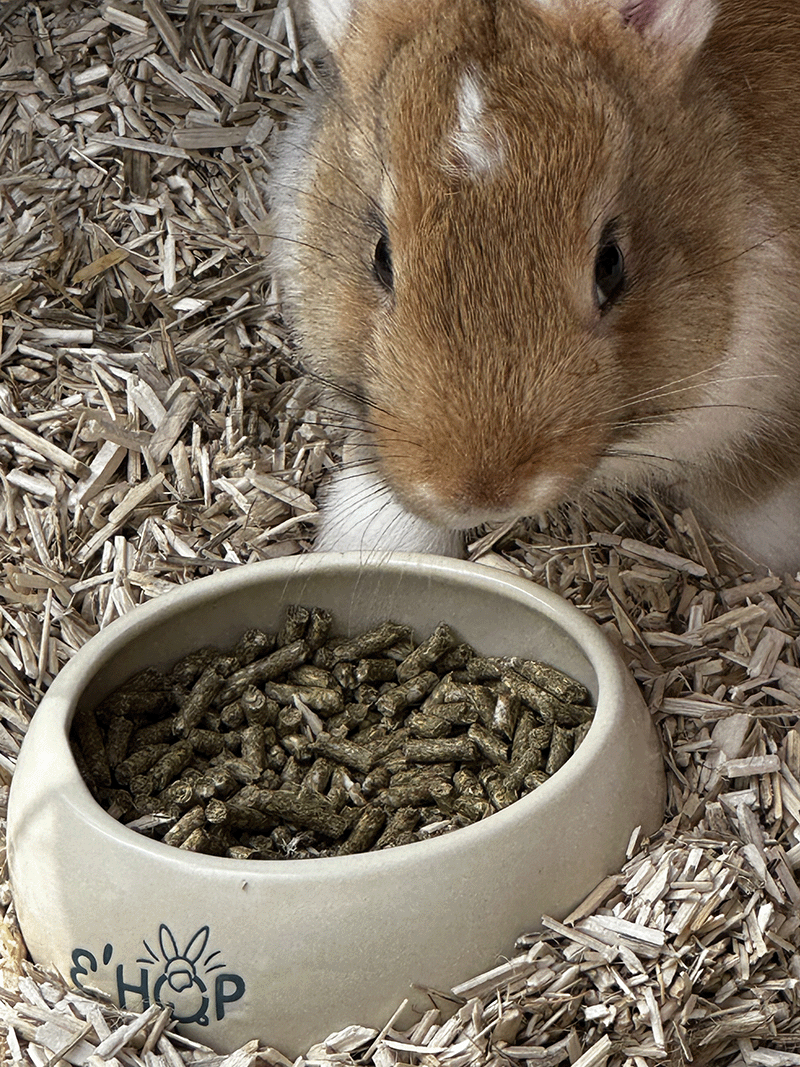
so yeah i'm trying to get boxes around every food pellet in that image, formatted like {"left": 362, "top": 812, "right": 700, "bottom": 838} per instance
{"left": 72, "top": 607, "right": 595, "bottom": 859}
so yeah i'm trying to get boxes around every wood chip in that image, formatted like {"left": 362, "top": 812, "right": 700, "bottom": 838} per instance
{"left": 0, "top": 412, "right": 89, "bottom": 478}
{"left": 4, "top": 4, "right": 800, "bottom": 1067}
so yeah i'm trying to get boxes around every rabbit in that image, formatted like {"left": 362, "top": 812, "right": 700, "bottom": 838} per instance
{"left": 268, "top": 0, "right": 800, "bottom": 570}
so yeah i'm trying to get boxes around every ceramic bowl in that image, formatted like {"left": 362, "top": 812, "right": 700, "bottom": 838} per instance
{"left": 8, "top": 553, "right": 665, "bottom": 1056}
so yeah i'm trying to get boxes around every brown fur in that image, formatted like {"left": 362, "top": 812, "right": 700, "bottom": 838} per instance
{"left": 270, "top": 0, "right": 800, "bottom": 564}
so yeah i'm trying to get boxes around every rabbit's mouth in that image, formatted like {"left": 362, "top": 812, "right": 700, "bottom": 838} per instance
{"left": 374, "top": 437, "right": 592, "bottom": 533}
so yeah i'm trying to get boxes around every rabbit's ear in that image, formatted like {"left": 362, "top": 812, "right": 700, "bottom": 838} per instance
{"left": 159, "top": 925, "right": 180, "bottom": 960}
{"left": 527, "top": 0, "right": 716, "bottom": 63}
{"left": 184, "top": 926, "right": 210, "bottom": 964}
{"left": 305, "top": 0, "right": 356, "bottom": 50}
{"left": 611, "top": 0, "right": 717, "bottom": 60}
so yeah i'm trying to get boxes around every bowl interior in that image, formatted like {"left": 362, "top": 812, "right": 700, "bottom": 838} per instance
{"left": 75, "top": 557, "right": 602, "bottom": 724}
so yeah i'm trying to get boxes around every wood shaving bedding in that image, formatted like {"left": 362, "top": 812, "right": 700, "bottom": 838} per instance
{"left": 2, "top": 2, "right": 800, "bottom": 1064}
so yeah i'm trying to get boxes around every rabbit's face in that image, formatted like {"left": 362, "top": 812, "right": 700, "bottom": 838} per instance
{"left": 271, "top": 0, "right": 766, "bottom": 531}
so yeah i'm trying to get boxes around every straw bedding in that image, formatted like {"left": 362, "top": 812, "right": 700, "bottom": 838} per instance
{"left": 1, "top": 2, "right": 800, "bottom": 1064}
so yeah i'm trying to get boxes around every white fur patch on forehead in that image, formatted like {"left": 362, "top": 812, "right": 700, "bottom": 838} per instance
{"left": 446, "top": 70, "right": 506, "bottom": 178}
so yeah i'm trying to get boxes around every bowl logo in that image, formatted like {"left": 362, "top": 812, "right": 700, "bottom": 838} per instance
{"left": 70, "top": 923, "right": 246, "bottom": 1027}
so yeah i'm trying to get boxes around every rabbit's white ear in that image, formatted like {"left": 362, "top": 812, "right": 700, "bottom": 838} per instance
{"left": 306, "top": 0, "right": 355, "bottom": 50}
{"left": 615, "top": 0, "right": 717, "bottom": 57}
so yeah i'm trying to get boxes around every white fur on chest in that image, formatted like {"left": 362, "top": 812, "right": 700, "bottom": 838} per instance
{"left": 721, "top": 480, "right": 800, "bottom": 572}
{"left": 314, "top": 462, "right": 465, "bottom": 555}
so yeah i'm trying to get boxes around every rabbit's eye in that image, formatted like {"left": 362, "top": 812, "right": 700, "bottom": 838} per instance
{"left": 373, "top": 233, "right": 394, "bottom": 292}
{"left": 595, "top": 230, "right": 625, "bottom": 312}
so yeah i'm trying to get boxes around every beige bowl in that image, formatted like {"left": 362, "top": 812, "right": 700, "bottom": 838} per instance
{"left": 8, "top": 553, "right": 665, "bottom": 1056}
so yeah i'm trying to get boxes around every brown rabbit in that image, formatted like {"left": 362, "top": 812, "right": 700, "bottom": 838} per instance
{"left": 269, "top": 0, "right": 800, "bottom": 568}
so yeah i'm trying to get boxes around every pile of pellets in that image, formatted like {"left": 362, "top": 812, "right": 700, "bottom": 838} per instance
{"left": 70, "top": 607, "right": 595, "bottom": 859}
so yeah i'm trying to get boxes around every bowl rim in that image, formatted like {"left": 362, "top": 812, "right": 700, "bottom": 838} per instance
{"left": 13, "top": 551, "right": 642, "bottom": 875}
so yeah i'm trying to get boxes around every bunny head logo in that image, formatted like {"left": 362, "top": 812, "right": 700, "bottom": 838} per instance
{"left": 146, "top": 925, "right": 217, "bottom": 1025}
{"left": 70, "top": 923, "right": 246, "bottom": 1028}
